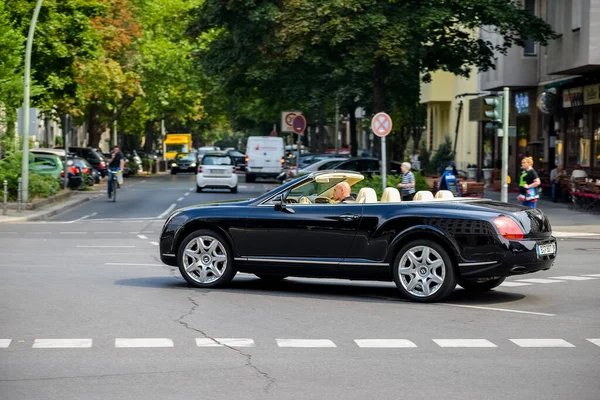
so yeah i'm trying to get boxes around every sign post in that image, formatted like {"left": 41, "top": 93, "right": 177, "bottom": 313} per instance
{"left": 371, "top": 112, "right": 393, "bottom": 192}
{"left": 292, "top": 115, "right": 306, "bottom": 175}
{"left": 501, "top": 87, "right": 510, "bottom": 203}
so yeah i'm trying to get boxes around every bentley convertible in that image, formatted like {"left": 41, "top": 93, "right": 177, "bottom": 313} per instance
{"left": 159, "top": 171, "right": 557, "bottom": 302}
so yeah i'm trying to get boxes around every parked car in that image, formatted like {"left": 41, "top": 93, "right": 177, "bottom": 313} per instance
{"left": 285, "top": 157, "right": 348, "bottom": 180}
{"left": 30, "top": 148, "right": 82, "bottom": 188}
{"left": 68, "top": 147, "right": 108, "bottom": 177}
{"left": 160, "top": 170, "right": 556, "bottom": 303}
{"left": 171, "top": 153, "right": 197, "bottom": 174}
{"left": 326, "top": 157, "right": 380, "bottom": 177}
{"left": 125, "top": 150, "right": 143, "bottom": 173}
{"left": 297, "top": 153, "right": 349, "bottom": 170}
{"left": 197, "top": 146, "right": 221, "bottom": 163}
{"left": 196, "top": 152, "right": 238, "bottom": 193}
{"left": 68, "top": 156, "right": 99, "bottom": 185}
{"left": 226, "top": 149, "right": 246, "bottom": 171}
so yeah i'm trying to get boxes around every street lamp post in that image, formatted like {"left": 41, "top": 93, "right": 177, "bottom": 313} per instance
{"left": 20, "top": 0, "right": 44, "bottom": 204}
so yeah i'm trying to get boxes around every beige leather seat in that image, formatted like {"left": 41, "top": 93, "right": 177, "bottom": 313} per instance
{"left": 435, "top": 190, "right": 454, "bottom": 199}
{"left": 381, "top": 187, "right": 401, "bottom": 203}
{"left": 356, "top": 187, "right": 378, "bottom": 204}
{"left": 413, "top": 190, "right": 434, "bottom": 201}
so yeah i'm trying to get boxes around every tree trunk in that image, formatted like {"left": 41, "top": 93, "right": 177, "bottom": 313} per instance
{"left": 87, "top": 104, "right": 102, "bottom": 149}
{"left": 44, "top": 116, "right": 51, "bottom": 147}
{"left": 347, "top": 105, "right": 358, "bottom": 157}
{"left": 144, "top": 120, "right": 154, "bottom": 153}
{"left": 316, "top": 104, "right": 326, "bottom": 153}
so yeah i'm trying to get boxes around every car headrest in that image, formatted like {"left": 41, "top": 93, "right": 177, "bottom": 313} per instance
{"left": 381, "top": 187, "right": 401, "bottom": 202}
{"left": 356, "top": 187, "right": 378, "bottom": 203}
{"left": 414, "top": 191, "right": 434, "bottom": 201}
{"left": 435, "top": 190, "right": 454, "bottom": 199}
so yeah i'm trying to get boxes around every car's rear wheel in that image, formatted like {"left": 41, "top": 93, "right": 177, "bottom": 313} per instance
{"left": 392, "top": 239, "right": 457, "bottom": 302}
{"left": 255, "top": 273, "right": 287, "bottom": 281}
{"left": 196, "top": 184, "right": 202, "bottom": 193}
{"left": 246, "top": 174, "right": 255, "bottom": 183}
{"left": 458, "top": 277, "right": 506, "bottom": 293}
{"left": 177, "top": 230, "right": 236, "bottom": 288}
{"left": 231, "top": 186, "right": 238, "bottom": 193}
{"left": 171, "top": 169, "right": 177, "bottom": 175}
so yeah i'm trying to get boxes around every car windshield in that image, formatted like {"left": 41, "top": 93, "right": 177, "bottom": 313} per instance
{"left": 175, "top": 153, "right": 195, "bottom": 161}
{"left": 286, "top": 177, "right": 346, "bottom": 199}
{"left": 228, "top": 151, "right": 244, "bottom": 157}
{"left": 203, "top": 156, "right": 232, "bottom": 165}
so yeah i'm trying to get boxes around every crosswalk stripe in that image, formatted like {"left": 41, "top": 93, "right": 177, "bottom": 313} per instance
{"left": 548, "top": 275, "right": 598, "bottom": 281}
{"left": 196, "top": 338, "right": 255, "bottom": 347}
{"left": 433, "top": 339, "right": 497, "bottom": 348}
{"left": 137, "top": 235, "right": 148, "bottom": 240}
{"left": 513, "top": 278, "right": 564, "bottom": 284}
{"left": 586, "top": 339, "right": 600, "bottom": 347}
{"left": 0, "top": 339, "right": 11, "bottom": 348}
{"left": 499, "top": 281, "right": 533, "bottom": 287}
{"left": 149, "top": 241, "right": 159, "bottom": 246}
{"left": 510, "top": 339, "right": 575, "bottom": 348}
{"left": 355, "top": 339, "right": 417, "bottom": 348}
{"left": 115, "top": 338, "right": 173, "bottom": 348}
{"left": 33, "top": 339, "right": 92, "bottom": 348}
{"left": 276, "top": 339, "right": 336, "bottom": 348}
{"left": 583, "top": 274, "right": 600, "bottom": 277}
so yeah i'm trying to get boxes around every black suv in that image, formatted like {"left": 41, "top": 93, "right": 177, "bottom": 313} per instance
{"left": 327, "top": 157, "right": 381, "bottom": 177}
{"left": 68, "top": 147, "right": 108, "bottom": 177}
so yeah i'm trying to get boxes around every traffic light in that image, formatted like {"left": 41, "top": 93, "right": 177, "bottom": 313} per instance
{"left": 484, "top": 96, "right": 504, "bottom": 122}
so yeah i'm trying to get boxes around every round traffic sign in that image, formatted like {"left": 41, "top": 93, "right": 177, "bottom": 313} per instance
{"left": 371, "top": 112, "right": 392, "bottom": 137}
{"left": 292, "top": 115, "right": 307, "bottom": 135}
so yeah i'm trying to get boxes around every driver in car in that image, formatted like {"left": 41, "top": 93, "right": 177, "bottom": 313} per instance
{"left": 332, "top": 182, "right": 355, "bottom": 203}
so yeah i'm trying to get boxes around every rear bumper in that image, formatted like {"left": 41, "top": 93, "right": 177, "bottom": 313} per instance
{"left": 459, "top": 237, "right": 557, "bottom": 278}
{"left": 196, "top": 174, "right": 238, "bottom": 188}
{"left": 246, "top": 167, "right": 281, "bottom": 177}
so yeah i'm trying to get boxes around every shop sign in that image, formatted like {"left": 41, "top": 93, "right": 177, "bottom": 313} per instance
{"left": 563, "top": 87, "right": 583, "bottom": 108}
{"left": 583, "top": 84, "right": 600, "bottom": 105}
{"left": 515, "top": 92, "right": 530, "bottom": 114}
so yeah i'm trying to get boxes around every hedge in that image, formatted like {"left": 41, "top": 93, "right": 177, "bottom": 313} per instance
{"left": 351, "top": 172, "right": 430, "bottom": 198}
{"left": 0, "top": 149, "right": 61, "bottom": 201}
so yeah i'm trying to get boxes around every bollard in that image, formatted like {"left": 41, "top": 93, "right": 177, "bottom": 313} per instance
{"left": 17, "top": 177, "right": 22, "bottom": 213}
{"left": 2, "top": 180, "right": 7, "bottom": 216}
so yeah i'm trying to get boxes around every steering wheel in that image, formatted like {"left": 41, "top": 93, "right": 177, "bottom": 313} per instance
{"left": 314, "top": 197, "right": 331, "bottom": 204}
{"left": 299, "top": 196, "right": 312, "bottom": 204}
{"left": 286, "top": 197, "right": 298, "bottom": 204}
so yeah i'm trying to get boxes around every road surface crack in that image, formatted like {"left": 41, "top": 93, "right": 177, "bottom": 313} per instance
{"left": 175, "top": 295, "right": 275, "bottom": 393}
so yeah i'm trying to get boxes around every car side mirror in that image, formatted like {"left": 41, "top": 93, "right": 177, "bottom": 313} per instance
{"left": 273, "top": 194, "right": 295, "bottom": 213}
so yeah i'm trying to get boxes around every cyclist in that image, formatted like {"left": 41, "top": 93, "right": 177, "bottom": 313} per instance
{"left": 107, "top": 145, "right": 125, "bottom": 199}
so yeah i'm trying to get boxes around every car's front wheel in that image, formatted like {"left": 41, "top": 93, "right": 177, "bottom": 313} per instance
{"left": 231, "top": 186, "right": 238, "bottom": 193}
{"left": 177, "top": 230, "right": 236, "bottom": 288}
{"left": 459, "top": 277, "right": 506, "bottom": 293}
{"left": 393, "top": 239, "right": 457, "bottom": 302}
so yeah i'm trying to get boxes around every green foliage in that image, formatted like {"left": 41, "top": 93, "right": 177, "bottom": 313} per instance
{"left": 351, "top": 172, "right": 430, "bottom": 198}
{"left": 141, "top": 157, "right": 154, "bottom": 172}
{"left": 431, "top": 137, "right": 455, "bottom": 175}
{"left": 28, "top": 173, "right": 61, "bottom": 199}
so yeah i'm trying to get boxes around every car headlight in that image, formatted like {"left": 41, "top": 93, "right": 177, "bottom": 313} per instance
{"left": 171, "top": 163, "right": 177, "bottom": 167}
{"left": 190, "top": 163, "right": 196, "bottom": 167}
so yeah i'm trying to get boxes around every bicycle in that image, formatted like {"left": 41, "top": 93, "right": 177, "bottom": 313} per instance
{"left": 108, "top": 168, "right": 122, "bottom": 202}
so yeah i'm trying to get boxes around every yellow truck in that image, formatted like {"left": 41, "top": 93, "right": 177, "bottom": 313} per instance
{"left": 164, "top": 133, "right": 192, "bottom": 161}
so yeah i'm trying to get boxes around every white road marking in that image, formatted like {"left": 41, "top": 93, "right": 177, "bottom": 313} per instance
{"left": 69, "top": 214, "right": 90, "bottom": 223}
{"left": 354, "top": 339, "right": 417, "bottom": 348}
{"left": 441, "top": 303, "right": 555, "bottom": 317}
{"left": 552, "top": 231, "right": 600, "bottom": 237}
{"left": 177, "top": 197, "right": 184, "bottom": 202}
{"left": 276, "top": 339, "right": 336, "bottom": 348}
{"left": 76, "top": 245, "right": 135, "bottom": 248}
{"left": 510, "top": 339, "right": 575, "bottom": 348}
{"left": 33, "top": 339, "right": 92, "bottom": 348}
{"left": 149, "top": 241, "right": 159, "bottom": 246}
{"left": 115, "top": 338, "right": 173, "bottom": 348}
{"left": 158, "top": 203, "right": 177, "bottom": 219}
{"left": 433, "top": 339, "right": 497, "bottom": 348}
{"left": 105, "top": 263, "right": 163, "bottom": 266}
{"left": 184, "top": 192, "right": 189, "bottom": 196}
{"left": 60, "top": 232, "right": 86, "bottom": 235}
{"left": 98, "top": 232, "right": 122, "bottom": 234}
{"left": 196, "top": 338, "right": 255, "bottom": 347}
{"left": 0, "top": 339, "right": 11, "bottom": 348}
{"left": 513, "top": 278, "right": 564, "bottom": 284}
{"left": 137, "top": 235, "right": 148, "bottom": 240}
{"left": 189, "top": 188, "right": 194, "bottom": 192}
{"left": 0, "top": 232, "right": 17, "bottom": 234}
{"left": 499, "top": 281, "right": 533, "bottom": 287}
{"left": 586, "top": 339, "right": 600, "bottom": 347}
{"left": 583, "top": 274, "right": 600, "bottom": 277}
{"left": 31, "top": 232, "right": 51, "bottom": 234}
{"left": 549, "top": 275, "right": 598, "bottom": 281}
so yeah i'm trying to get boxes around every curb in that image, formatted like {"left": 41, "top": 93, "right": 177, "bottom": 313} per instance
{"left": 0, "top": 193, "right": 103, "bottom": 223}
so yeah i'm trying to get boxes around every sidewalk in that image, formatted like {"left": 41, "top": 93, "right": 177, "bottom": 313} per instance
{"left": 483, "top": 189, "right": 600, "bottom": 236}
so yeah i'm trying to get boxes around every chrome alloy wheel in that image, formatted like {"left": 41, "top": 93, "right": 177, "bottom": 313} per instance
{"left": 182, "top": 236, "right": 228, "bottom": 284}
{"left": 397, "top": 245, "right": 446, "bottom": 298}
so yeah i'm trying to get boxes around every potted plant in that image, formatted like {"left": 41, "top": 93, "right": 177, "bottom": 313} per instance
{"left": 467, "top": 164, "right": 478, "bottom": 181}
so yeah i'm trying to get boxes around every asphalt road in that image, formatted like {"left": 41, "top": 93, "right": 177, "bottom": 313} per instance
{"left": 1, "top": 174, "right": 599, "bottom": 400}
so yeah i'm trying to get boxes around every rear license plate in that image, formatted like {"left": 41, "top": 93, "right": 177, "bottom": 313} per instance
{"left": 537, "top": 243, "right": 555, "bottom": 256}
{"left": 210, "top": 169, "right": 224, "bottom": 174}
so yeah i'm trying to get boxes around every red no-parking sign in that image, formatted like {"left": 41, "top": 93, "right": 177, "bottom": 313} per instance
{"left": 292, "top": 115, "right": 306, "bottom": 136}
{"left": 371, "top": 112, "right": 392, "bottom": 137}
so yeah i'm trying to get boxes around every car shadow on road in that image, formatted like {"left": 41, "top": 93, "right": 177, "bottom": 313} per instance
{"left": 114, "top": 274, "right": 526, "bottom": 305}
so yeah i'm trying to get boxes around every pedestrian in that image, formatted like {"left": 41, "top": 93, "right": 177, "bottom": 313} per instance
{"left": 332, "top": 182, "right": 355, "bottom": 203}
{"left": 397, "top": 162, "right": 416, "bottom": 201}
{"left": 517, "top": 156, "right": 541, "bottom": 208}
{"left": 571, "top": 164, "right": 588, "bottom": 180}
{"left": 410, "top": 149, "right": 421, "bottom": 171}
{"left": 550, "top": 163, "right": 565, "bottom": 202}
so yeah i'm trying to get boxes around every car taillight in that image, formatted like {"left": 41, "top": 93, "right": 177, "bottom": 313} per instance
{"left": 83, "top": 168, "right": 90, "bottom": 174}
{"left": 493, "top": 216, "right": 524, "bottom": 240}
{"left": 198, "top": 166, "right": 202, "bottom": 174}
{"left": 281, "top": 157, "right": 285, "bottom": 167}
{"left": 245, "top": 155, "right": 248, "bottom": 163}
{"left": 69, "top": 166, "right": 79, "bottom": 175}
{"left": 99, "top": 161, "right": 106, "bottom": 169}
{"left": 232, "top": 166, "right": 236, "bottom": 173}
{"left": 60, "top": 171, "right": 65, "bottom": 178}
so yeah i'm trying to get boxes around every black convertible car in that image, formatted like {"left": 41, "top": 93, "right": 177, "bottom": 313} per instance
{"left": 159, "top": 171, "right": 556, "bottom": 302}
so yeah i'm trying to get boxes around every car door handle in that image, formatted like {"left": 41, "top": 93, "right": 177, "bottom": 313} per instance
{"left": 338, "top": 214, "right": 359, "bottom": 221}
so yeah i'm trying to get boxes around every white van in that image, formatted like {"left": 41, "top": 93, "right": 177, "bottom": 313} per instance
{"left": 245, "top": 136, "right": 285, "bottom": 183}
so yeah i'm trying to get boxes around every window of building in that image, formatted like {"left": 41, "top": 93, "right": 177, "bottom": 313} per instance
{"left": 548, "top": 0, "right": 563, "bottom": 36}
{"left": 593, "top": 108, "right": 600, "bottom": 169}
{"left": 572, "top": 0, "right": 582, "bottom": 31}
{"left": 523, "top": 0, "right": 537, "bottom": 56}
